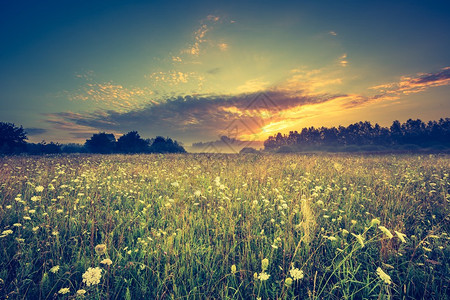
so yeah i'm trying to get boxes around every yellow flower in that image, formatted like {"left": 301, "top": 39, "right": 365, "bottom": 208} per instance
{"left": 58, "top": 287, "right": 70, "bottom": 294}
{"left": 35, "top": 186, "right": 44, "bottom": 192}
{"left": 231, "top": 264, "right": 237, "bottom": 274}
{"left": 376, "top": 267, "right": 392, "bottom": 285}
{"left": 351, "top": 233, "right": 365, "bottom": 248}
{"left": 285, "top": 277, "right": 293, "bottom": 287}
{"left": 261, "top": 258, "right": 269, "bottom": 271}
{"left": 379, "top": 226, "right": 393, "bottom": 239}
{"left": 395, "top": 231, "right": 407, "bottom": 243}
{"left": 95, "top": 244, "right": 107, "bottom": 255}
{"left": 370, "top": 218, "right": 380, "bottom": 226}
{"left": 77, "top": 289, "right": 86, "bottom": 295}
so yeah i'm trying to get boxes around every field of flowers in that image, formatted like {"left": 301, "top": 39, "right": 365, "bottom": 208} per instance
{"left": 0, "top": 153, "right": 449, "bottom": 299}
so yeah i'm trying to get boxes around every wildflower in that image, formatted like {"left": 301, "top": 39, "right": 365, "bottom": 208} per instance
{"left": 100, "top": 258, "right": 112, "bottom": 266}
{"left": 257, "top": 272, "right": 270, "bottom": 281}
{"left": 29, "top": 209, "right": 36, "bottom": 214}
{"left": 95, "top": 244, "right": 107, "bottom": 255}
{"left": 77, "top": 289, "right": 86, "bottom": 295}
{"left": 327, "top": 236, "right": 337, "bottom": 241}
{"left": 378, "top": 226, "right": 393, "bottom": 239}
{"left": 35, "top": 186, "right": 44, "bottom": 192}
{"left": 49, "top": 265, "right": 60, "bottom": 273}
{"left": 290, "top": 268, "right": 304, "bottom": 280}
{"left": 376, "top": 267, "right": 392, "bottom": 285}
{"left": 231, "top": 264, "right": 237, "bottom": 274}
{"left": 341, "top": 229, "right": 349, "bottom": 236}
{"left": 194, "top": 190, "right": 201, "bottom": 197}
{"left": 23, "top": 216, "right": 31, "bottom": 220}
{"left": 52, "top": 231, "right": 59, "bottom": 236}
{"left": 285, "top": 277, "right": 293, "bottom": 287}
{"left": 82, "top": 267, "right": 102, "bottom": 286}
{"left": 395, "top": 231, "right": 407, "bottom": 243}
{"left": 58, "top": 287, "right": 70, "bottom": 294}
{"left": 13, "top": 223, "right": 22, "bottom": 227}
{"left": 56, "top": 209, "right": 63, "bottom": 214}
{"left": 32, "top": 226, "right": 39, "bottom": 232}
{"left": 30, "top": 196, "right": 41, "bottom": 202}
{"left": 370, "top": 218, "right": 381, "bottom": 226}
{"left": 351, "top": 233, "right": 365, "bottom": 248}
{"left": 261, "top": 258, "right": 269, "bottom": 271}
{"left": 351, "top": 220, "right": 357, "bottom": 225}
{"left": 1, "top": 230, "right": 13, "bottom": 236}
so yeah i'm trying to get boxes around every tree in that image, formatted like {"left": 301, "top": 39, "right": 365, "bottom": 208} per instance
{"left": 149, "top": 136, "right": 186, "bottom": 153}
{"left": 85, "top": 132, "right": 116, "bottom": 153}
{"left": 116, "top": 131, "right": 149, "bottom": 153}
{"left": 0, "top": 122, "right": 27, "bottom": 154}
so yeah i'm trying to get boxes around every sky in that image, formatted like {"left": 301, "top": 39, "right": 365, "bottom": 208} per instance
{"left": 1, "top": 0, "right": 449, "bottom": 151}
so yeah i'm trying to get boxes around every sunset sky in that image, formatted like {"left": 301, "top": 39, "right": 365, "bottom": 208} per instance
{"left": 1, "top": 0, "right": 449, "bottom": 150}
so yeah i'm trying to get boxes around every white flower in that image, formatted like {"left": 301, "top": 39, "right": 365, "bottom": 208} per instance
{"left": 289, "top": 268, "right": 304, "bottom": 280}
{"left": 49, "top": 265, "right": 60, "bottom": 273}
{"left": 257, "top": 272, "right": 270, "bottom": 281}
{"left": 58, "top": 287, "right": 70, "bottom": 294}
{"left": 82, "top": 267, "right": 102, "bottom": 286}
{"left": 100, "top": 258, "right": 112, "bottom": 266}
{"left": 376, "top": 267, "right": 392, "bottom": 285}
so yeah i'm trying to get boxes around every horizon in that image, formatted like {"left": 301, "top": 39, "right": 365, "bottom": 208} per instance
{"left": 1, "top": 1, "right": 449, "bottom": 147}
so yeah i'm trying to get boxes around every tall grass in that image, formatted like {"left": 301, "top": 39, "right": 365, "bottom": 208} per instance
{"left": 0, "top": 153, "right": 448, "bottom": 299}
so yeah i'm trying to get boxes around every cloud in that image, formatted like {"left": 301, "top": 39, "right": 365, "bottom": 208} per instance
{"left": 66, "top": 72, "right": 154, "bottom": 111}
{"left": 206, "top": 67, "right": 221, "bottom": 75}
{"left": 329, "top": 31, "right": 337, "bottom": 36}
{"left": 25, "top": 127, "right": 48, "bottom": 136}
{"left": 370, "top": 67, "right": 450, "bottom": 96}
{"left": 217, "top": 43, "right": 228, "bottom": 51}
{"left": 339, "top": 53, "right": 348, "bottom": 67}
{"left": 46, "top": 89, "right": 345, "bottom": 144}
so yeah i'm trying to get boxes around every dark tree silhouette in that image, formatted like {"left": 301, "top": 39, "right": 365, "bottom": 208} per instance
{"left": 149, "top": 136, "right": 186, "bottom": 153}
{"left": 116, "top": 131, "right": 149, "bottom": 153}
{"left": 85, "top": 132, "right": 116, "bottom": 153}
{"left": 0, "top": 122, "right": 27, "bottom": 154}
{"left": 27, "top": 141, "right": 61, "bottom": 155}
{"left": 264, "top": 118, "right": 450, "bottom": 152}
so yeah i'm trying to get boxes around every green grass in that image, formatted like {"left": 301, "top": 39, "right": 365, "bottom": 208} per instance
{"left": 0, "top": 153, "right": 449, "bottom": 299}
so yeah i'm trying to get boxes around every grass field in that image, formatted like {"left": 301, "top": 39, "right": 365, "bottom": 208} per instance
{"left": 0, "top": 154, "right": 449, "bottom": 299}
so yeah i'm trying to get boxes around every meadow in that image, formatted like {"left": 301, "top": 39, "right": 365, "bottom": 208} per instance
{"left": 0, "top": 153, "right": 448, "bottom": 299}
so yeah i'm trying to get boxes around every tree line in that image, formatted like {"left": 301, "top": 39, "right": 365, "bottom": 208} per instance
{"left": 0, "top": 122, "right": 186, "bottom": 155}
{"left": 264, "top": 118, "right": 450, "bottom": 152}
